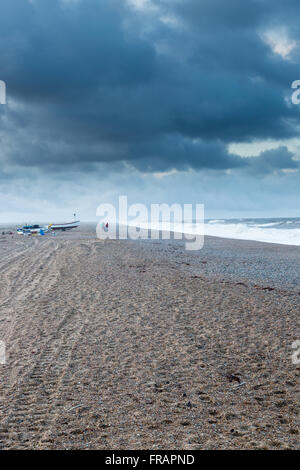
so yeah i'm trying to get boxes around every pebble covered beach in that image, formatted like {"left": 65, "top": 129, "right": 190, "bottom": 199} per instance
{"left": 0, "top": 224, "right": 299, "bottom": 449}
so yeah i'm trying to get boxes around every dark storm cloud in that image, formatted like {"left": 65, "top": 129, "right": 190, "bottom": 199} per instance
{"left": 0, "top": 0, "right": 300, "bottom": 175}
{"left": 246, "top": 146, "right": 300, "bottom": 175}
{"left": 129, "top": 137, "right": 246, "bottom": 172}
{"left": 0, "top": 0, "right": 156, "bottom": 101}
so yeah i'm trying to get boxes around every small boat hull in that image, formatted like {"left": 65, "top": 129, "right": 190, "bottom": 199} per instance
{"left": 49, "top": 220, "right": 80, "bottom": 231}
{"left": 17, "top": 225, "right": 48, "bottom": 235}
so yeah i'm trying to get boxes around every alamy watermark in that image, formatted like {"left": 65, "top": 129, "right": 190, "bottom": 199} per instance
{"left": 291, "top": 80, "right": 300, "bottom": 104}
{"left": 96, "top": 196, "right": 204, "bottom": 250}
{"left": 0, "top": 341, "right": 5, "bottom": 365}
{"left": 291, "top": 340, "right": 300, "bottom": 365}
{"left": 0, "top": 80, "right": 6, "bottom": 105}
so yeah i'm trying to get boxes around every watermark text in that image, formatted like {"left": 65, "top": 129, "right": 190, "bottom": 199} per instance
{"left": 0, "top": 80, "right": 6, "bottom": 104}
{"left": 0, "top": 341, "right": 6, "bottom": 365}
{"left": 96, "top": 196, "right": 204, "bottom": 251}
{"left": 291, "top": 340, "right": 300, "bottom": 365}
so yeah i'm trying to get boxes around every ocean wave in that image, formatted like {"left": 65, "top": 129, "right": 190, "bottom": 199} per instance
{"left": 128, "top": 218, "right": 300, "bottom": 246}
{"left": 203, "top": 222, "right": 300, "bottom": 246}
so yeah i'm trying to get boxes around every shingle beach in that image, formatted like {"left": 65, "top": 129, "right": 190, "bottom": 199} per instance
{"left": 0, "top": 225, "right": 299, "bottom": 449}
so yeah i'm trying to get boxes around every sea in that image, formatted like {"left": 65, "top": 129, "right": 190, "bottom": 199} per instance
{"left": 2, "top": 217, "right": 300, "bottom": 246}
{"left": 131, "top": 217, "right": 300, "bottom": 246}
{"left": 203, "top": 217, "right": 300, "bottom": 246}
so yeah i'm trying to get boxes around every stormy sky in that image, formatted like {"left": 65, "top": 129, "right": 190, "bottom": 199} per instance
{"left": 0, "top": 0, "right": 300, "bottom": 222}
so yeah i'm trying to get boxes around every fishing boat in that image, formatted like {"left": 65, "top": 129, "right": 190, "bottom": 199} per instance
{"left": 16, "top": 224, "right": 48, "bottom": 236}
{"left": 17, "top": 215, "right": 80, "bottom": 235}
{"left": 49, "top": 220, "right": 80, "bottom": 231}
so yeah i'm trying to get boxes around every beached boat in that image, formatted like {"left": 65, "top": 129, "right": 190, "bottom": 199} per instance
{"left": 49, "top": 220, "right": 80, "bottom": 231}
{"left": 17, "top": 215, "right": 80, "bottom": 235}
{"left": 17, "top": 224, "right": 48, "bottom": 236}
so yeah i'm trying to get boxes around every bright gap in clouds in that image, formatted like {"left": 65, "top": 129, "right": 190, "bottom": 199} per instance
{"left": 261, "top": 29, "right": 297, "bottom": 60}
{"left": 229, "top": 138, "right": 300, "bottom": 159}
{"left": 127, "top": 0, "right": 156, "bottom": 11}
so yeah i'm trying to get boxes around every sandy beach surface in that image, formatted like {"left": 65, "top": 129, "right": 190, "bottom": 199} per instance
{"left": 0, "top": 224, "right": 299, "bottom": 449}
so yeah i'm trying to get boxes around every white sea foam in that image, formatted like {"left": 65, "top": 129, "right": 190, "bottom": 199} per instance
{"left": 128, "top": 221, "right": 203, "bottom": 236}
{"left": 203, "top": 222, "right": 300, "bottom": 246}
{"left": 207, "top": 219, "right": 225, "bottom": 224}
{"left": 127, "top": 220, "right": 300, "bottom": 246}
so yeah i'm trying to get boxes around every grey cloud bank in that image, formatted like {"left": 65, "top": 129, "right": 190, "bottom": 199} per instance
{"left": 0, "top": 0, "right": 300, "bottom": 221}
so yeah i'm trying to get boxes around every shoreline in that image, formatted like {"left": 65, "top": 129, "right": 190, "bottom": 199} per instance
{"left": 124, "top": 231, "right": 300, "bottom": 292}
{"left": 2, "top": 220, "right": 300, "bottom": 248}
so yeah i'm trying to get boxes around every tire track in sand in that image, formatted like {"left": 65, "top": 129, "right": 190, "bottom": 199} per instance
{"left": 0, "top": 240, "right": 89, "bottom": 448}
